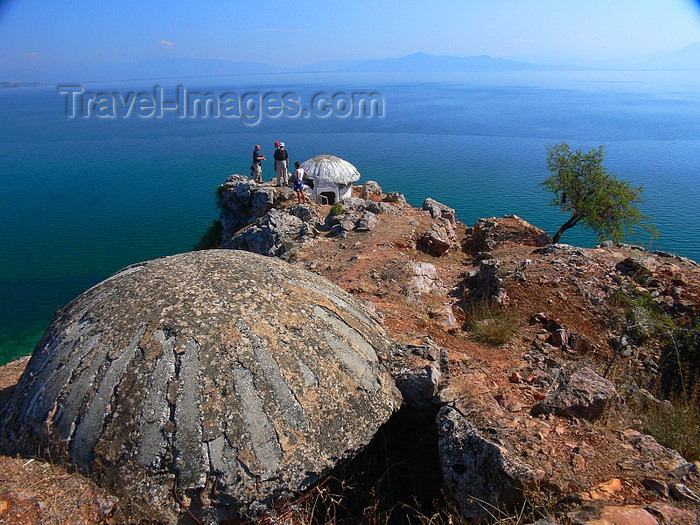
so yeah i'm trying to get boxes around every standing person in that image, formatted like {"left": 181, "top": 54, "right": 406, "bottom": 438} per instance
{"left": 273, "top": 141, "right": 289, "bottom": 186}
{"left": 251, "top": 144, "right": 265, "bottom": 183}
{"left": 292, "top": 161, "right": 309, "bottom": 204}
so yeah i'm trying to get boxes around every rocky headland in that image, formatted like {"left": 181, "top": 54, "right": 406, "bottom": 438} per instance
{"left": 0, "top": 174, "right": 699, "bottom": 524}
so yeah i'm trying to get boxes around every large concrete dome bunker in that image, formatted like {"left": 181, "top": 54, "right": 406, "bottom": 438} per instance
{"left": 0, "top": 250, "right": 401, "bottom": 522}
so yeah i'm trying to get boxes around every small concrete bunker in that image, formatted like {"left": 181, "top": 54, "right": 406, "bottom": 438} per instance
{"left": 300, "top": 154, "right": 361, "bottom": 204}
{"left": 0, "top": 250, "right": 401, "bottom": 522}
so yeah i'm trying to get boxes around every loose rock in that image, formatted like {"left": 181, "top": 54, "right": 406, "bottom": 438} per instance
{"left": 361, "top": 180, "right": 382, "bottom": 200}
{"left": 531, "top": 367, "right": 619, "bottom": 421}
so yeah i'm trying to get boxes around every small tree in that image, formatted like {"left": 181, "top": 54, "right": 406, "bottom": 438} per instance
{"left": 543, "top": 142, "right": 656, "bottom": 244}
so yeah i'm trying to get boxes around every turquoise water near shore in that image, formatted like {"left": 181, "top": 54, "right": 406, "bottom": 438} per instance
{"left": 1, "top": 70, "right": 699, "bottom": 364}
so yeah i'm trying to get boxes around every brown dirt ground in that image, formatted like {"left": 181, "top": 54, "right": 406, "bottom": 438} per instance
{"left": 1, "top": 194, "right": 699, "bottom": 523}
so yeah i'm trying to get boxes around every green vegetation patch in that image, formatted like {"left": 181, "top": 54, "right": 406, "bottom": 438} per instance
{"left": 464, "top": 299, "right": 516, "bottom": 345}
{"left": 194, "top": 220, "right": 222, "bottom": 251}
{"left": 329, "top": 202, "right": 344, "bottom": 216}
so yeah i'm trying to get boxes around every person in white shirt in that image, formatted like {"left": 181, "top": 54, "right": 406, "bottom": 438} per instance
{"left": 292, "top": 161, "right": 309, "bottom": 204}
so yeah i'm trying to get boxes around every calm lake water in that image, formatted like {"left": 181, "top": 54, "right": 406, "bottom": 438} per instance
{"left": 1, "top": 70, "right": 699, "bottom": 364}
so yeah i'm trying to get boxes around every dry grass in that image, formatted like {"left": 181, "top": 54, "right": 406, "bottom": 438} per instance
{"left": 379, "top": 265, "right": 409, "bottom": 286}
{"left": 0, "top": 455, "right": 116, "bottom": 524}
{"left": 643, "top": 391, "right": 700, "bottom": 462}
{"left": 463, "top": 300, "right": 516, "bottom": 345}
{"left": 267, "top": 485, "right": 563, "bottom": 525}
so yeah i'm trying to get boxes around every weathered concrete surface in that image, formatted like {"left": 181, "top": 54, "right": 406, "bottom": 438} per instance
{"left": 0, "top": 250, "right": 401, "bottom": 523}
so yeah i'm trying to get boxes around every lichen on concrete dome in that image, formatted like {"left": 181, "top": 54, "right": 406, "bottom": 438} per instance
{"left": 0, "top": 249, "right": 402, "bottom": 523}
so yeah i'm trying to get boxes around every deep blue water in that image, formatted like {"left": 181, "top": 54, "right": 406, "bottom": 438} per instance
{"left": 1, "top": 70, "right": 699, "bottom": 364}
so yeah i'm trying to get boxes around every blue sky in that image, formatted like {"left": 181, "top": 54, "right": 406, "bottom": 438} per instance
{"left": 1, "top": 0, "right": 699, "bottom": 71}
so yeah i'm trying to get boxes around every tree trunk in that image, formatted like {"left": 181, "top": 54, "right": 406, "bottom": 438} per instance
{"left": 552, "top": 214, "right": 581, "bottom": 244}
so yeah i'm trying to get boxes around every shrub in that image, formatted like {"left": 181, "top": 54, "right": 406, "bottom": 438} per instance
{"left": 215, "top": 184, "right": 227, "bottom": 201}
{"left": 643, "top": 391, "right": 700, "bottom": 461}
{"left": 464, "top": 300, "right": 515, "bottom": 345}
{"left": 660, "top": 313, "right": 700, "bottom": 398}
{"left": 329, "top": 202, "right": 343, "bottom": 216}
{"left": 194, "top": 220, "right": 222, "bottom": 251}
{"left": 610, "top": 280, "right": 671, "bottom": 341}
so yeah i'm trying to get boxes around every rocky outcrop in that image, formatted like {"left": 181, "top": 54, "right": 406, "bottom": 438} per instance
{"left": 420, "top": 219, "right": 458, "bottom": 257}
{"left": 531, "top": 367, "right": 619, "bottom": 421}
{"left": 393, "top": 365, "right": 442, "bottom": 409}
{"left": 423, "top": 198, "right": 456, "bottom": 224}
{"left": 403, "top": 262, "right": 445, "bottom": 303}
{"left": 361, "top": 180, "right": 382, "bottom": 200}
{"left": 285, "top": 203, "right": 319, "bottom": 226}
{"left": 218, "top": 175, "right": 279, "bottom": 236}
{"left": 355, "top": 211, "right": 380, "bottom": 232}
{"left": 385, "top": 191, "right": 407, "bottom": 204}
{"left": 218, "top": 177, "right": 324, "bottom": 258}
{"left": 470, "top": 215, "right": 552, "bottom": 252}
{"left": 325, "top": 198, "right": 395, "bottom": 236}
{"left": 223, "top": 208, "right": 306, "bottom": 257}
{"left": 530, "top": 313, "right": 595, "bottom": 354}
{"left": 616, "top": 255, "right": 659, "bottom": 284}
{"left": 437, "top": 406, "right": 544, "bottom": 520}
{"left": 0, "top": 250, "right": 402, "bottom": 523}
{"left": 462, "top": 258, "right": 507, "bottom": 304}
{"left": 389, "top": 341, "right": 448, "bottom": 409}
{"left": 567, "top": 505, "right": 660, "bottom": 525}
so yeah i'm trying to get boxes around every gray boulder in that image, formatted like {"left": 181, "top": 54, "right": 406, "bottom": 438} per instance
{"left": 622, "top": 429, "right": 687, "bottom": 472}
{"left": 465, "top": 258, "right": 507, "bottom": 304}
{"left": 394, "top": 364, "right": 442, "bottom": 409}
{"left": 0, "top": 250, "right": 401, "bottom": 523}
{"left": 223, "top": 208, "right": 304, "bottom": 257}
{"left": 471, "top": 216, "right": 552, "bottom": 252}
{"left": 420, "top": 229, "right": 452, "bottom": 256}
{"left": 355, "top": 211, "right": 379, "bottom": 232}
{"left": 404, "top": 262, "right": 444, "bottom": 303}
{"left": 342, "top": 197, "right": 370, "bottom": 212}
{"left": 616, "top": 255, "right": 657, "bottom": 280}
{"left": 218, "top": 177, "right": 280, "bottom": 239}
{"left": 361, "top": 180, "right": 382, "bottom": 200}
{"left": 285, "top": 203, "right": 317, "bottom": 226}
{"left": 437, "top": 406, "right": 544, "bottom": 520}
{"left": 531, "top": 367, "right": 619, "bottom": 421}
{"left": 250, "top": 187, "right": 276, "bottom": 218}
{"left": 423, "top": 198, "right": 456, "bottom": 224}
{"left": 368, "top": 200, "right": 401, "bottom": 215}
{"left": 225, "top": 174, "right": 250, "bottom": 185}
{"left": 385, "top": 191, "right": 406, "bottom": 204}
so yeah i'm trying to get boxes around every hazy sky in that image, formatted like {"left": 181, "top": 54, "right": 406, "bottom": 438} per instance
{"left": 1, "top": 0, "right": 699, "bottom": 70}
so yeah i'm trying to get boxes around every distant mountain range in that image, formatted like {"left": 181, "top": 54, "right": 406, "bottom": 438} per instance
{"left": 0, "top": 81, "right": 43, "bottom": 89}
{"left": 598, "top": 42, "right": 700, "bottom": 70}
{"left": 2, "top": 44, "right": 699, "bottom": 84}
{"left": 298, "top": 52, "right": 541, "bottom": 73}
